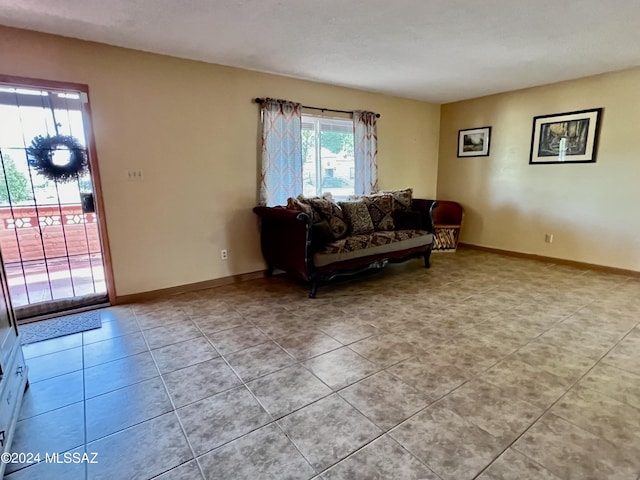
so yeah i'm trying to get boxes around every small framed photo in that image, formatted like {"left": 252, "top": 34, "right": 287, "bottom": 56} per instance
{"left": 529, "top": 108, "right": 602, "bottom": 164}
{"left": 457, "top": 127, "right": 491, "bottom": 157}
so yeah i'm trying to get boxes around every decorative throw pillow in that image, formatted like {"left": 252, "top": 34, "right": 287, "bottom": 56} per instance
{"left": 299, "top": 194, "right": 348, "bottom": 239}
{"left": 361, "top": 194, "right": 395, "bottom": 231}
{"left": 382, "top": 188, "right": 413, "bottom": 213}
{"left": 338, "top": 200, "right": 374, "bottom": 235}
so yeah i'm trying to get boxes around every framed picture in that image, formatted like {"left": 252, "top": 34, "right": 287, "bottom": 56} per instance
{"left": 457, "top": 127, "right": 491, "bottom": 157}
{"left": 529, "top": 108, "right": 602, "bottom": 164}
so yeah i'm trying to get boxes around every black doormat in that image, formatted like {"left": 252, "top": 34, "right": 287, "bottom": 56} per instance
{"left": 19, "top": 310, "right": 102, "bottom": 345}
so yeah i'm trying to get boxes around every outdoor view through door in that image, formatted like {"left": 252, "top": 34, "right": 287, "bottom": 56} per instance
{"left": 0, "top": 81, "right": 108, "bottom": 319}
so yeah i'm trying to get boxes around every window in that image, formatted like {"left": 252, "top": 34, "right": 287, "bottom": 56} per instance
{"left": 301, "top": 115, "right": 355, "bottom": 200}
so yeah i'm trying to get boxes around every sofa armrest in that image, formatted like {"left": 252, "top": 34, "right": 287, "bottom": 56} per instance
{"left": 410, "top": 199, "right": 438, "bottom": 233}
{"left": 253, "top": 206, "right": 313, "bottom": 281}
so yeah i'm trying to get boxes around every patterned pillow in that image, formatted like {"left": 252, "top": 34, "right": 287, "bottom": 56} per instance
{"left": 338, "top": 200, "right": 374, "bottom": 235}
{"left": 286, "top": 197, "right": 317, "bottom": 222}
{"left": 361, "top": 194, "right": 395, "bottom": 231}
{"left": 381, "top": 188, "right": 413, "bottom": 213}
{"left": 299, "top": 194, "right": 348, "bottom": 239}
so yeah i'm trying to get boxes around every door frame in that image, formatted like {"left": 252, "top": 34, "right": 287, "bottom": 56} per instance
{"left": 0, "top": 74, "right": 116, "bottom": 305}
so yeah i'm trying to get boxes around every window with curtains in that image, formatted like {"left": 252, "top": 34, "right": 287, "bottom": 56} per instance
{"left": 301, "top": 115, "right": 355, "bottom": 199}
{"left": 259, "top": 98, "right": 377, "bottom": 206}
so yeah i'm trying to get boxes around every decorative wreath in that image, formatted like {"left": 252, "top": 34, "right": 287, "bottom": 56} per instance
{"left": 26, "top": 134, "right": 88, "bottom": 183}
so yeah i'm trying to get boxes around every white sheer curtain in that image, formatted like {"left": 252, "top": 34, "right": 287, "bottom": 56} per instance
{"left": 259, "top": 98, "right": 303, "bottom": 206}
{"left": 353, "top": 110, "right": 378, "bottom": 195}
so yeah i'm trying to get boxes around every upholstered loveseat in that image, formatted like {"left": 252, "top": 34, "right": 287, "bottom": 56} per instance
{"left": 253, "top": 189, "right": 437, "bottom": 297}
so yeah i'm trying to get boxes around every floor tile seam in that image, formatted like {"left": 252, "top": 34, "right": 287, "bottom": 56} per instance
{"left": 2, "top": 443, "right": 90, "bottom": 479}
{"left": 85, "top": 405, "right": 176, "bottom": 445}
{"left": 183, "top": 321, "right": 230, "bottom": 360}
{"left": 270, "top": 416, "right": 323, "bottom": 476}
{"left": 82, "top": 346, "right": 156, "bottom": 372}
{"left": 83, "top": 334, "right": 153, "bottom": 368}
{"left": 382, "top": 348, "right": 528, "bottom": 441}
{"left": 504, "top": 446, "right": 564, "bottom": 480}
{"left": 270, "top": 338, "right": 345, "bottom": 363}
{"left": 335, "top": 384, "right": 437, "bottom": 434}
{"left": 492, "top": 318, "right": 600, "bottom": 373}
{"left": 295, "top": 352, "right": 389, "bottom": 396}
{"left": 137, "top": 327, "right": 207, "bottom": 480}
{"left": 288, "top": 423, "right": 387, "bottom": 477}
{"left": 18, "top": 391, "right": 86, "bottom": 422}
{"left": 14, "top": 399, "right": 86, "bottom": 434}
{"left": 82, "top": 324, "right": 143, "bottom": 346}
{"left": 384, "top": 431, "right": 449, "bottom": 480}
{"left": 469, "top": 323, "right": 640, "bottom": 479}
{"left": 22, "top": 339, "right": 84, "bottom": 360}
{"left": 379, "top": 434, "right": 446, "bottom": 480}
{"left": 189, "top": 418, "right": 284, "bottom": 459}
{"left": 24, "top": 345, "right": 84, "bottom": 366}
{"left": 144, "top": 331, "right": 204, "bottom": 352}
{"left": 259, "top": 317, "right": 361, "bottom": 342}
{"left": 241, "top": 368, "right": 336, "bottom": 421}
{"left": 145, "top": 460, "right": 199, "bottom": 480}
{"left": 22, "top": 363, "right": 86, "bottom": 387}
{"left": 598, "top": 359, "right": 640, "bottom": 382}
{"left": 529, "top": 319, "right": 640, "bottom": 367}
{"left": 314, "top": 327, "right": 380, "bottom": 347}
{"left": 546, "top": 401, "right": 640, "bottom": 453}
{"left": 80, "top": 338, "right": 90, "bottom": 480}
{"left": 84, "top": 367, "right": 166, "bottom": 399}
{"left": 135, "top": 317, "right": 186, "bottom": 332}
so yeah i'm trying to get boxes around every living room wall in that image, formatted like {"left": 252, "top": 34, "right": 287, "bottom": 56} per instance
{"left": 438, "top": 67, "right": 640, "bottom": 272}
{"left": 0, "top": 26, "right": 440, "bottom": 297}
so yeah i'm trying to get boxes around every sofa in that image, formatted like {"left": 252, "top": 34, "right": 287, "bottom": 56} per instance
{"left": 253, "top": 189, "right": 437, "bottom": 297}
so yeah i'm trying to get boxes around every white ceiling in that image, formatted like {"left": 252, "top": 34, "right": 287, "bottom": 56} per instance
{"left": 1, "top": 0, "right": 640, "bottom": 103}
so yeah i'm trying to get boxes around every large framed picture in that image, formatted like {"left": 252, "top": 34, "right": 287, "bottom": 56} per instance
{"left": 529, "top": 108, "right": 602, "bottom": 164}
{"left": 457, "top": 127, "right": 491, "bottom": 157}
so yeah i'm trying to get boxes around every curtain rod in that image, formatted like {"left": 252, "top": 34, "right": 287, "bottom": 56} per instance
{"left": 254, "top": 98, "right": 380, "bottom": 118}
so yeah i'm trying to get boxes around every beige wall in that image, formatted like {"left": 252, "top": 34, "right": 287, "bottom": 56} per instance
{"left": 438, "top": 68, "right": 640, "bottom": 272}
{"left": 0, "top": 26, "right": 440, "bottom": 296}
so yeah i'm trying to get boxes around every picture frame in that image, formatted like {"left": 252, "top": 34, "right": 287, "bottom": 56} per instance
{"left": 457, "top": 127, "right": 491, "bottom": 157}
{"left": 529, "top": 108, "right": 602, "bottom": 164}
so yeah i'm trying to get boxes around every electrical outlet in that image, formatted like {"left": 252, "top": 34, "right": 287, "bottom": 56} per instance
{"left": 545, "top": 233, "right": 553, "bottom": 243}
{"left": 220, "top": 249, "right": 228, "bottom": 260}
{"left": 127, "top": 169, "right": 144, "bottom": 181}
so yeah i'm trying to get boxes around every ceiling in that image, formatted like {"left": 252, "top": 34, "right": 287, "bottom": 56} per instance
{"left": 1, "top": 0, "right": 640, "bottom": 103}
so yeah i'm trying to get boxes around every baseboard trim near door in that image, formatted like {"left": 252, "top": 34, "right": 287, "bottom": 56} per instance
{"left": 114, "top": 270, "right": 267, "bottom": 305}
{"left": 458, "top": 243, "right": 640, "bottom": 278}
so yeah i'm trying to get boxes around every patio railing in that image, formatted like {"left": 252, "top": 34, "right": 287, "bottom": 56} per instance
{"left": 0, "top": 204, "right": 101, "bottom": 263}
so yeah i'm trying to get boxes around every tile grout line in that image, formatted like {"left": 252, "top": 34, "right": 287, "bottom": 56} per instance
{"left": 470, "top": 318, "right": 640, "bottom": 480}
{"left": 131, "top": 308, "right": 209, "bottom": 480}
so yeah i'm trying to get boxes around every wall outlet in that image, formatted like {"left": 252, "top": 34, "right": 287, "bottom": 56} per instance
{"left": 545, "top": 233, "right": 553, "bottom": 243}
{"left": 220, "top": 249, "right": 229, "bottom": 260}
{"left": 127, "top": 169, "right": 144, "bottom": 181}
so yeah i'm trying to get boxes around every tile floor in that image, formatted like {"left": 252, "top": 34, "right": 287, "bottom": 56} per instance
{"left": 4, "top": 249, "right": 640, "bottom": 480}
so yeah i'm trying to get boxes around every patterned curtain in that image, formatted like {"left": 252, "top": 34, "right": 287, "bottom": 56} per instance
{"left": 353, "top": 111, "right": 378, "bottom": 195}
{"left": 259, "top": 98, "right": 303, "bottom": 206}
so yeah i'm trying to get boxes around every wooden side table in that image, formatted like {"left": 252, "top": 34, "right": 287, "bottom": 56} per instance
{"left": 432, "top": 201, "right": 464, "bottom": 251}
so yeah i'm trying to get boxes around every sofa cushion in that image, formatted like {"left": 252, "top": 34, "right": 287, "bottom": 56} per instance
{"left": 298, "top": 194, "right": 348, "bottom": 240}
{"left": 361, "top": 194, "right": 395, "bottom": 231}
{"left": 382, "top": 188, "right": 413, "bottom": 213}
{"left": 313, "top": 230, "right": 432, "bottom": 267}
{"left": 338, "top": 200, "right": 374, "bottom": 235}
